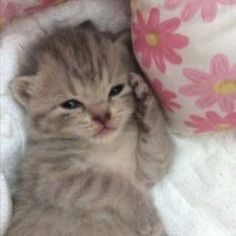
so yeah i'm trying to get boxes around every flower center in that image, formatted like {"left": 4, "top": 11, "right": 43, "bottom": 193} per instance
{"left": 145, "top": 32, "right": 160, "bottom": 47}
{"left": 216, "top": 123, "right": 231, "bottom": 130}
{"left": 213, "top": 79, "right": 236, "bottom": 95}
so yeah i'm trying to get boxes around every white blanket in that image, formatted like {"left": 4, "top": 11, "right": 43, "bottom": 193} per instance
{"left": 0, "top": 1, "right": 236, "bottom": 235}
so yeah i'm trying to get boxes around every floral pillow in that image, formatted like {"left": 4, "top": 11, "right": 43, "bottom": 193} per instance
{"left": 131, "top": 0, "right": 236, "bottom": 134}
{"left": 0, "top": 0, "right": 67, "bottom": 30}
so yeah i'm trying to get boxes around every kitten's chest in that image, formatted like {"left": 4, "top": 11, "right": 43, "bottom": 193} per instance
{"left": 89, "top": 128, "right": 138, "bottom": 178}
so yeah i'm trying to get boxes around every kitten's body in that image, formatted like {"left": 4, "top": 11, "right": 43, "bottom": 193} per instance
{"left": 7, "top": 23, "right": 171, "bottom": 236}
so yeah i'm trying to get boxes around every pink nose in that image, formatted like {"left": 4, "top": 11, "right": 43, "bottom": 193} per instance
{"left": 92, "top": 112, "right": 111, "bottom": 125}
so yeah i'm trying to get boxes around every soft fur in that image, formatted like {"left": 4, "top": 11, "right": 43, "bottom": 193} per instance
{"left": 7, "top": 23, "right": 171, "bottom": 236}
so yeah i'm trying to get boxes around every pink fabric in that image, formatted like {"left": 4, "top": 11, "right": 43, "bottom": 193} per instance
{"left": 153, "top": 80, "right": 181, "bottom": 112}
{"left": 133, "top": 8, "right": 189, "bottom": 73}
{"left": 180, "top": 54, "right": 236, "bottom": 113}
{"left": 0, "top": 0, "right": 67, "bottom": 30}
{"left": 131, "top": 0, "right": 236, "bottom": 134}
{"left": 165, "top": 0, "right": 236, "bottom": 22}
{"left": 185, "top": 111, "right": 236, "bottom": 133}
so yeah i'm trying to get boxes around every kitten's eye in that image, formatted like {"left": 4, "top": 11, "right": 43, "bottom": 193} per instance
{"left": 109, "top": 84, "right": 124, "bottom": 97}
{"left": 61, "top": 99, "right": 82, "bottom": 109}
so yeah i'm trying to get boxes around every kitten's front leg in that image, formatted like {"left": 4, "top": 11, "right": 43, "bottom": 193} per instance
{"left": 130, "top": 75, "right": 172, "bottom": 187}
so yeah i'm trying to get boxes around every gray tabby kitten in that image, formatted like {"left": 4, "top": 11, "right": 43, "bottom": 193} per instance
{"left": 7, "top": 23, "right": 171, "bottom": 236}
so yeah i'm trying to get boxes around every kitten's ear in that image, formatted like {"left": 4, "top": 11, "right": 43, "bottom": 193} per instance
{"left": 115, "top": 30, "right": 131, "bottom": 48}
{"left": 10, "top": 75, "right": 36, "bottom": 108}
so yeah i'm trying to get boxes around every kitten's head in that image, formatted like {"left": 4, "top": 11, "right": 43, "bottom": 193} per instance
{"left": 11, "top": 23, "right": 139, "bottom": 143}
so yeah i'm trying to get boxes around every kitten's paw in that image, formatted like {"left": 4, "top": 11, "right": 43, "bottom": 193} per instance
{"left": 129, "top": 74, "right": 157, "bottom": 134}
{"left": 129, "top": 74, "right": 153, "bottom": 112}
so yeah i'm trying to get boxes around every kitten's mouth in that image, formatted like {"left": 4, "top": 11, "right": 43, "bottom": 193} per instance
{"left": 95, "top": 126, "right": 116, "bottom": 137}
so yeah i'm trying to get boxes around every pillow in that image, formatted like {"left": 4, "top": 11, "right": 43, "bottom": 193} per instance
{"left": 0, "top": 0, "right": 68, "bottom": 30}
{"left": 131, "top": 0, "right": 236, "bottom": 135}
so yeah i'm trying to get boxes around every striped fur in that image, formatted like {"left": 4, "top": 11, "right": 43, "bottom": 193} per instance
{"left": 7, "top": 23, "right": 171, "bottom": 236}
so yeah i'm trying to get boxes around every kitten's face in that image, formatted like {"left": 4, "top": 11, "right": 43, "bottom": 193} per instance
{"left": 29, "top": 69, "right": 135, "bottom": 143}
{"left": 12, "top": 25, "right": 138, "bottom": 143}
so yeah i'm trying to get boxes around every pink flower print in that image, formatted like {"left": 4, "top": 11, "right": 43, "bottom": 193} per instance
{"left": 132, "top": 8, "right": 189, "bottom": 73}
{"left": 165, "top": 0, "right": 184, "bottom": 9}
{"left": 185, "top": 111, "right": 236, "bottom": 133}
{"left": 165, "top": 0, "right": 236, "bottom": 22}
{"left": 152, "top": 79, "right": 181, "bottom": 112}
{"left": 0, "top": 0, "right": 23, "bottom": 29}
{"left": 180, "top": 54, "right": 236, "bottom": 113}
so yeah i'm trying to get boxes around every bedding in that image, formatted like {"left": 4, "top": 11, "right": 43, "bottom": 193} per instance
{"left": 0, "top": 0, "right": 68, "bottom": 30}
{"left": 0, "top": 0, "right": 236, "bottom": 236}
{"left": 131, "top": 0, "right": 236, "bottom": 134}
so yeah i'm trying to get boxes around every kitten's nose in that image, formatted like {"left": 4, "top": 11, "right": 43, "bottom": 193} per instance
{"left": 93, "top": 112, "right": 111, "bottom": 125}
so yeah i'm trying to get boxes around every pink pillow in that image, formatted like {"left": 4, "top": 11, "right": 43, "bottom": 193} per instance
{"left": 0, "top": 0, "right": 68, "bottom": 30}
{"left": 131, "top": 0, "right": 236, "bottom": 134}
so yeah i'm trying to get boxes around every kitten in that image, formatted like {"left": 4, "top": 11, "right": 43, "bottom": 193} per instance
{"left": 7, "top": 22, "right": 171, "bottom": 236}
